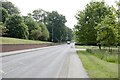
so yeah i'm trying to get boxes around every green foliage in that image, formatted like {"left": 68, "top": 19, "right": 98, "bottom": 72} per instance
{"left": 75, "top": 1, "right": 112, "bottom": 45}
{"left": 117, "top": 21, "right": 120, "bottom": 45}
{"left": 30, "top": 28, "right": 41, "bottom": 40}
{"left": 0, "top": 22, "right": 7, "bottom": 36}
{"left": 116, "top": 1, "right": 120, "bottom": 45}
{"left": 46, "top": 11, "right": 67, "bottom": 42}
{"left": 24, "top": 16, "right": 39, "bottom": 32}
{"left": 38, "top": 23, "right": 49, "bottom": 41}
{"left": 0, "top": 1, "right": 70, "bottom": 42}
{"left": 32, "top": 9, "right": 48, "bottom": 23}
{"left": 96, "top": 10, "right": 118, "bottom": 47}
{"left": 1, "top": 1, "right": 19, "bottom": 15}
{"left": 0, "top": 8, "right": 8, "bottom": 23}
{"left": 5, "top": 14, "right": 29, "bottom": 39}
{"left": 23, "top": 16, "right": 40, "bottom": 39}
{"left": 86, "top": 48, "right": 118, "bottom": 63}
{"left": 24, "top": 16, "right": 49, "bottom": 40}
{"left": 66, "top": 27, "right": 72, "bottom": 41}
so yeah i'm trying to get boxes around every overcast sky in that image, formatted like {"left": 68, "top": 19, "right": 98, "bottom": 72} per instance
{"left": 8, "top": 0, "right": 118, "bottom": 28}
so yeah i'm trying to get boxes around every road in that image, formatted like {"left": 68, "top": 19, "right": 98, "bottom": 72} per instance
{"left": 1, "top": 44, "right": 88, "bottom": 78}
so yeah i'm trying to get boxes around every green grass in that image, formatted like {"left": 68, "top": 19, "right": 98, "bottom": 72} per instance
{"left": 86, "top": 49, "right": 119, "bottom": 63}
{"left": 76, "top": 45, "right": 98, "bottom": 49}
{"left": 0, "top": 37, "right": 51, "bottom": 44}
{"left": 76, "top": 45, "right": 119, "bottom": 63}
{"left": 77, "top": 51, "right": 118, "bottom": 78}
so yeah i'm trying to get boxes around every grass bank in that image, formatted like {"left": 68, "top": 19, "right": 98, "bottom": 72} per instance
{"left": 0, "top": 37, "right": 51, "bottom": 44}
{"left": 77, "top": 51, "right": 118, "bottom": 78}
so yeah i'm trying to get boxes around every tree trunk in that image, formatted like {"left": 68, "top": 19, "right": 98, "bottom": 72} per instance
{"left": 99, "top": 45, "right": 101, "bottom": 50}
{"left": 109, "top": 46, "right": 111, "bottom": 52}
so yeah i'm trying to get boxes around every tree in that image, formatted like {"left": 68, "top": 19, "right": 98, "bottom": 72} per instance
{"left": 32, "top": 9, "right": 48, "bottom": 23}
{"left": 0, "top": 8, "right": 8, "bottom": 23}
{"left": 66, "top": 27, "right": 72, "bottom": 41}
{"left": 75, "top": 1, "right": 111, "bottom": 45}
{"left": 5, "top": 14, "right": 29, "bottom": 39}
{"left": 1, "top": 1, "right": 19, "bottom": 15}
{"left": 118, "top": 20, "right": 120, "bottom": 46}
{"left": 96, "top": 10, "right": 118, "bottom": 51}
{"left": 23, "top": 16, "right": 40, "bottom": 39}
{"left": 116, "top": 0, "right": 120, "bottom": 45}
{"left": 46, "top": 11, "right": 67, "bottom": 42}
{"left": 38, "top": 23, "right": 49, "bottom": 41}
{"left": 30, "top": 27, "right": 41, "bottom": 40}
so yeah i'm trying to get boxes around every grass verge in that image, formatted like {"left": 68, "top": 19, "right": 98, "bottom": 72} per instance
{"left": 0, "top": 37, "right": 51, "bottom": 44}
{"left": 77, "top": 51, "right": 118, "bottom": 78}
{"left": 86, "top": 49, "right": 119, "bottom": 63}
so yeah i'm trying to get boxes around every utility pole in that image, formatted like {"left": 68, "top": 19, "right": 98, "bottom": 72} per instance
{"left": 52, "top": 25, "right": 53, "bottom": 42}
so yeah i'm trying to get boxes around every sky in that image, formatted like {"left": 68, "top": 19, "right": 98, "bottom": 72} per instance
{"left": 8, "top": 0, "right": 118, "bottom": 28}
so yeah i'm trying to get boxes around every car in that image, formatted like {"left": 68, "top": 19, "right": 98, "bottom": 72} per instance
{"left": 67, "top": 41, "right": 70, "bottom": 44}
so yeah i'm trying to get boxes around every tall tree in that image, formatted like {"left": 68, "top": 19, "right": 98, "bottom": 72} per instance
{"left": 5, "top": 14, "right": 29, "bottom": 39}
{"left": 116, "top": 0, "right": 120, "bottom": 45}
{"left": 96, "top": 11, "right": 117, "bottom": 50}
{"left": 75, "top": 1, "right": 111, "bottom": 45}
{"left": 46, "top": 11, "right": 67, "bottom": 42}
{"left": 66, "top": 27, "right": 72, "bottom": 41}
{"left": 1, "top": 1, "right": 19, "bottom": 15}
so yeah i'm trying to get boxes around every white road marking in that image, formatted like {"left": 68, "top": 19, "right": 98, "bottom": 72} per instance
{"left": 0, "top": 70, "right": 6, "bottom": 74}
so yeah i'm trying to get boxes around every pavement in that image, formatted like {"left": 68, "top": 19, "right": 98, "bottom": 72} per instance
{"left": 0, "top": 43, "right": 89, "bottom": 78}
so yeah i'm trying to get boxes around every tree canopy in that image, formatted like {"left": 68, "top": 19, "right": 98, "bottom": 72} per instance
{"left": 1, "top": 1, "right": 19, "bottom": 15}
{"left": 75, "top": 1, "right": 113, "bottom": 45}
{"left": 46, "top": 11, "right": 67, "bottom": 42}
{"left": 5, "top": 14, "right": 29, "bottom": 39}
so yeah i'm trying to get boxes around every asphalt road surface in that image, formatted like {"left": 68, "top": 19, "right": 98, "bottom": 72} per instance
{"left": 1, "top": 43, "right": 88, "bottom": 78}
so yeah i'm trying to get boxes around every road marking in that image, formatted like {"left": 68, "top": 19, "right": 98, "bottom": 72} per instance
{"left": 0, "top": 70, "right": 6, "bottom": 74}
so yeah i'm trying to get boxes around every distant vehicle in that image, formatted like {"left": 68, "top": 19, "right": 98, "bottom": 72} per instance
{"left": 67, "top": 41, "right": 70, "bottom": 44}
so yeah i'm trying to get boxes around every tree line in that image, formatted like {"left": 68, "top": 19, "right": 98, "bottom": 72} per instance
{"left": 75, "top": 0, "right": 120, "bottom": 50}
{"left": 0, "top": 1, "right": 72, "bottom": 42}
